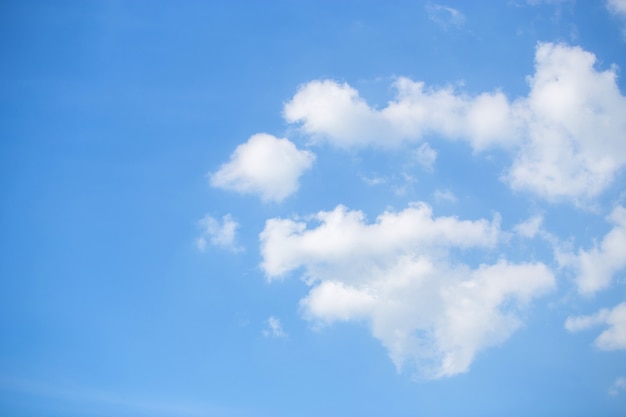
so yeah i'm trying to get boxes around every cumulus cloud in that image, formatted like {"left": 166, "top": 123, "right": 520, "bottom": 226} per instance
{"left": 284, "top": 78, "right": 516, "bottom": 150}
{"left": 260, "top": 203, "right": 554, "bottom": 378}
{"left": 284, "top": 43, "right": 626, "bottom": 203}
{"left": 197, "top": 214, "right": 241, "bottom": 252}
{"left": 263, "top": 316, "right": 287, "bottom": 338}
{"left": 433, "top": 189, "right": 458, "bottom": 204}
{"left": 210, "top": 133, "right": 315, "bottom": 202}
{"left": 565, "top": 302, "right": 626, "bottom": 351}
{"left": 506, "top": 43, "right": 626, "bottom": 202}
{"left": 559, "top": 206, "right": 626, "bottom": 295}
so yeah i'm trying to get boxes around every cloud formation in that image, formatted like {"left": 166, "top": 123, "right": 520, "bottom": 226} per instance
{"left": 565, "top": 302, "right": 626, "bottom": 350}
{"left": 558, "top": 206, "right": 626, "bottom": 295}
{"left": 197, "top": 214, "right": 241, "bottom": 252}
{"left": 210, "top": 133, "right": 315, "bottom": 202}
{"left": 260, "top": 203, "right": 554, "bottom": 378}
{"left": 284, "top": 43, "right": 626, "bottom": 203}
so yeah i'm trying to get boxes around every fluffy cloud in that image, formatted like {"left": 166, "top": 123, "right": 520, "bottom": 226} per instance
{"left": 260, "top": 203, "right": 554, "bottom": 378}
{"left": 506, "top": 43, "right": 626, "bottom": 202}
{"left": 433, "top": 189, "right": 458, "bottom": 204}
{"left": 565, "top": 302, "right": 626, "bottom": 350}
{"left": 210, "top": 133, "right": 315, "bottom": 202}
{"left": 284, "top": 78, "right": 516, "bottom": 150}
{"left": 284, "top": 43, "right": 626, "bottom": 203}
{"left": 608, "top": 0, "right": 626, "bottom": 16}
{"left": 197, "top": 214, "right": 241, "bottom": 252}
{"left": 559, "top": 206, "right": 626, "bottom": 295}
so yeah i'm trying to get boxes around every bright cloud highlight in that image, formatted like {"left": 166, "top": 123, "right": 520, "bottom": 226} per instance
{"left": 260, "top": 203, "right": 554, "bottom": 378}
{"left": 210, "top": 133, "right": 315, "bottom": 202}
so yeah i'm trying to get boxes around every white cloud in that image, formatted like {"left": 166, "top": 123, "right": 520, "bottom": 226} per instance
{"left": 433, "top": 189, "right": 457, "bottom": 203}
{"left": 284, "top": 78, "right": 516, "bottom": 150}
{"left": 210, "top": 133, "right": 315, "bottom": 202}
{"left": 565, "top": 302, "right": 626, "bottom": 351}
{"left": 426, "top": 4, "right": 466, "bottom": 30}
{"left": 610, "top": 376, "right": 626, "bottom": 396}
{"left": 564, "top": 309, "right": 610, "bottom": 332}
{"left": 260, "top": 203, "right": 554, "bottom": 378}
{"left": 506, "top": 43, "right": 626, "bottom": 203}
{"left": 559, "top": 206, "right": 626, "bottom": 295}
{"left": 414, "top": 143, "right": 437, "bottom": 172}
{"left": 607, "top": 0, "right": 626, "bottom": 38}
{"left": 197, "top": 214, "right": 241, "bottom": 252}
{"left": 263, "top": 316, "right": 287, "bottom": 338}
{"left": 284, "top": 43, "right": 626, "bottom": 203}
{"left": 513, "top": 215, "right": 543, "bottom": 238}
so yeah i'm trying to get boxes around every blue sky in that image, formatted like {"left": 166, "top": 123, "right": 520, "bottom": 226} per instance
{"left": 2, "top": 0, "right": 626, "bottom": 416}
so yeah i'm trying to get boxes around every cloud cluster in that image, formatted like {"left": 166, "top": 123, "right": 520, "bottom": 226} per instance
{"left": 210, "top": 133, "right": 315, "bottom": 202}
{"left": 260, "top": 203, "right": 554, "bottom": 378}
{"left": 565, "top": 302, "right": 626, "bottom": 350}
{"left": 204, "top": 41, "right": 625, "bottom": 381}
{"left": 284, "top": 43, "right": 626, "bottom": 203}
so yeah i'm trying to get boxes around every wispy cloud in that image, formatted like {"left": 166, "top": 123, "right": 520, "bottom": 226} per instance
{"left": 426, "top": 4, "right": 466, "bottom": 30}
{"left": 607, "top": 0, "right": 626, "bottom": 38}
{"left": 414, "top": 143, "right": 437, "bottom": 172}
{"left": 263, "top": 316, "right": 287, "bottom": 338}
{"left": 197, "top": 214, "right": 242, "bottom": 252}
{"left": 565, "top": 302, "right": 626, "bottom": 351}
{"left": 609, "top": 376, "right": 626, "bottom": 396}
